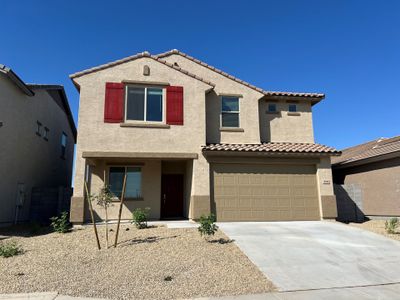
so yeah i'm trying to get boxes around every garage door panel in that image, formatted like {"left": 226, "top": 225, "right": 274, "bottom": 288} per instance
{"left": 213, "top": 163, "right": 320, "bottom": 221}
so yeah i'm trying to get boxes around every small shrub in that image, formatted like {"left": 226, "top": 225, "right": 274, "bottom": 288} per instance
{"left": 385, "top": 218, "right": 399, "bottom": 234}
{"left": 132, "top": 208, "right": 150, "bottom": 229}
{"left": 164, "top": 275, "right": 173, "bottom": 281}
{"left": 50, "top": 211, "right": 70, "bottom": 233}
{"left": 198, "top": 213, "right": 218, "bottom": 238}
{"left": 0, "top": 241, "right": 23, "bottom": 258}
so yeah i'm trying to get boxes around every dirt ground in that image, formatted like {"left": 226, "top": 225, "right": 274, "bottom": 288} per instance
{"left": 0, "top": 224, "right": 274, "bottom": 300}
{"left": 348, "top": 219, "right": 400, "bottom": 241}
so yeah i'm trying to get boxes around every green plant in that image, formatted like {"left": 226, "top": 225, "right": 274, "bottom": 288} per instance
{"left": 385, "top": 218, "right": 399, "bottom": 234}
{"left": 50, "top": 211, "right": 70, "bottom": 233}
{"left": 93, "top": 185, "right": 114, "bottom": 248}
{"left": 0, "top": 241, "right": 23, "bottom": 258}
{"left": 198, "top": 213, "right": 218, "bottom": 239}
{"left": 132, "top": 208, "right": 150, "bottom": 229}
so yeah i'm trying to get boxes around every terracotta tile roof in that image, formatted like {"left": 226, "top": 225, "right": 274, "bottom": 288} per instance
{"left": 332, "top": 136, "right": 400, "bottom": 166}
{"left": 156, "top": 49, "right": 325, "bottom": 101}
{"left": 69, "top": 51, "right": 215, "bottom": 88}
{"left": 202, "top": 142, "right": 340, "bottom": 155}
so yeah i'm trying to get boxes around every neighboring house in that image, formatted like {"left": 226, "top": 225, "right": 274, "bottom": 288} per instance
{"left": 0, "top": 64, "right": 76, "bottom": 226}
{"left": 69, "top": 49, "right": 340, "bottom": 224}
{"left": 332, "top": 136, "right": 400, "bottom": 221}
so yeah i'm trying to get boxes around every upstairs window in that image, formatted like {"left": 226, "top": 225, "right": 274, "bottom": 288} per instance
{"left": 288, "top": 104, "right": 297, "bottom": 112}
{"left": 109, "top": 166, "right": 142, "bottom": 199}
{"left": 221, "top": 96, "right": 239, "bottom": 127}
{"left": 44, "top": 127, "right": 49, "bottom": 141}
{"left": 126, "top": 86, "right": 163, "bottom": 122}
{"left": 268, "top": 103, "right": 277, "bottom": 112}
{"left": 36, "top": 121, "right": 42, "bottom": 136}
{"left": 61, "top": 133, "right": 67, "bottom": 158}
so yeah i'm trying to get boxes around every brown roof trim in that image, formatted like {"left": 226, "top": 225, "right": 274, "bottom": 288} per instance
{"left": 69, "top": 51, "right": 215, "bottom": 88}
{"left": 202, "top": 142, "right": 340, "bottom": 156}
{"left": 156, "top": 49, "right": 325, "bottom": 102}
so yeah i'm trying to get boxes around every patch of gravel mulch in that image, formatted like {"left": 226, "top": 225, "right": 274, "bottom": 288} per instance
{"left": 0, "top": 224, "right": 274, "bottom": 300}
{"left": 349, "top": 220, "right": 400, "bottom": 241}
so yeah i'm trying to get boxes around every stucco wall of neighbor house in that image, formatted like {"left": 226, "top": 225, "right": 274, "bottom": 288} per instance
{"left": 71, "top": 57, "right": 212, "bottom": 222}
{"left": 334, "top": 157, "right": 400, "bottom": 216}
{"left": 161, "top": 54, "right": 316, "bottom": 144}
{"left": 316, "top": 156, "right": 337, "bottom": 219}
{"left": 0, "top": 75, "right": 75, "bottom": 225}
{"left": 260, "top": 99, "right": 314, "bottom": 143}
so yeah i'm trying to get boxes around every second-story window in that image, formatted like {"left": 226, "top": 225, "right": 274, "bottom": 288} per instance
{"left": 61, "top": 133, "right": 67, "bottom": 158}
{"left": 36, "top": 121, "right": 42, "bottom": 136}
{"left": 289, "top": 104, "right": 297, "bottom": 112}
{"left": 126, "top": 86, "right": 163, "bottom": 122}
{"left": 268, "top": 103, "right": 277, "bottom": 112}
{"left": 221, "top": 96, "right": 239, "bottom": 127}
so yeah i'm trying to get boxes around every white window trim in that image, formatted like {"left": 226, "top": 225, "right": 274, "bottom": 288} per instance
{"left": 220, "top": 96, "right": 240, "bottom": 128}
{"left": 107, "top": 165, "right": 143, "bottom": 200}
{"left": 124, "top": 85, "right": 166, "bottom": 124}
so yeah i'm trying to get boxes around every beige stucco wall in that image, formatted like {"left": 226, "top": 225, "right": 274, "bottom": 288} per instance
{"left": 316, "top": 156, "right": 337, "bottom": 218}
{"left": 0, "top": 76, "right": 74, "bottom": 225}
{"left": 162, "top": 54, "right": 265, "bottom": 144}
{"left": 162, "top": 54, "right": 315, "bottom": 144}
{"left": 336, "top": 158, "right": 400, "bottom": 216}
{"left": 72, "top": 57, "right": 212, "bottom": 221}
{"left": 260, "top": 100, "right": 314, "bottom": 143}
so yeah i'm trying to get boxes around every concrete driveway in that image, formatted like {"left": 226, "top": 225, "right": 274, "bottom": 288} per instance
{"left": 218, "top": 221, "right": 400, "bottom": 292}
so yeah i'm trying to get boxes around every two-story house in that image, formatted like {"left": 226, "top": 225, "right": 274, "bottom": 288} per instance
{"left": 0, "top": 64, "right": 76, "bottom": 226}
{"left": 69, "top": 49, "right": 339, "bottom": 224}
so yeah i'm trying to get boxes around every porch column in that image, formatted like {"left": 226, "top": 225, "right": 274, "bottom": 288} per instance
{"left": 317, "top": 156, "right": 338, "bottom": 219}
{"left": 70, "top": 154, "right": 86, "bottom": 224}
{"left": 189, "top": 155, "right": 211, "bottom": 219}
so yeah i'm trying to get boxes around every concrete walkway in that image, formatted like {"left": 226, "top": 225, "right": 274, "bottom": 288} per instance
{"left": 218, "top": 221, "right": 400, "bottom": 292}
{"left": 196, "top": 282, "right": 400, "bottom": 299}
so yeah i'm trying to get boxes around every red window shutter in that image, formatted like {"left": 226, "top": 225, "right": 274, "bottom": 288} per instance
{"left": 104, "top": 82, "right": 124, "bottom": 123}
{"left": 166, "top": 86, "right": 184, "bottom": 125}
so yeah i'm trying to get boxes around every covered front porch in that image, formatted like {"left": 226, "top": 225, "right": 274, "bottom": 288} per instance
{"left": 76, "top": 151, "right": 199, "bottom": 223}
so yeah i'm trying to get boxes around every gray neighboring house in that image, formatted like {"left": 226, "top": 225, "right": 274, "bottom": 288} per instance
{"left": 0, "top": 64, "right": 76, "bottom": 226}
{"left": 332, "top": 136, "right": 400, "bottom": 222}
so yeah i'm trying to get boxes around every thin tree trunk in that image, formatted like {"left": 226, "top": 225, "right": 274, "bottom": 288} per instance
{"left": 105, "top": 207, "right": 109, "bottom": 249}
{"left": 114, "top": 173, "right": 127, "bottom": 248}
{"left": 84, "top": 181, "right": 101, "bottom": 250}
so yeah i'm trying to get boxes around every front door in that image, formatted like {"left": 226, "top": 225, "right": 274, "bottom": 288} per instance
{"left": 161, "top": 174, "right": 184, "bottom": 219}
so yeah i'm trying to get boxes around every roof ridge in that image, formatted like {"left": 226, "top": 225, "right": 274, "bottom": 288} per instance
{"left": 69, "top": 51, "right": 215, "bottom": 88}
{"left": 155, "top": 49, "right": 325, "bottom": 100}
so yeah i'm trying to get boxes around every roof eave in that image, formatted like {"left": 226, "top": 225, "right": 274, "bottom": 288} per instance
{"left": 332, "top": 150, "right": 400, "bottom": 169}
{"left": 0, "top": 64, "right": 34, "bottom": 96}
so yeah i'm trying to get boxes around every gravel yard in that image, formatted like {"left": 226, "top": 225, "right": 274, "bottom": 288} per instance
{"left": 349, "top": 220, "right": 400, "bottom": 241}
{"left": 0, "top": 224, "right": 274, "bottom": 300}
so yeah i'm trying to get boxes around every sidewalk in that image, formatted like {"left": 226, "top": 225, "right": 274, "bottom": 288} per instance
{"left": 195, "top": 282, "right": 400, "bottom": 299}
{"left": 0, "top": 292, "right": 106, "bottom": 300}
{"left": 3, "top": 283, "right": 400, "bottom": 300}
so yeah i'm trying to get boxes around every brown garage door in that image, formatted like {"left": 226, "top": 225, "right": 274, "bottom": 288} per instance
{"left": 212, "top": 164, "right": 320, "bottom": 221}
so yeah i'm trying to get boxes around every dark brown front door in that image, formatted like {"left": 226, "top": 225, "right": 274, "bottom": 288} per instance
{"left": 161, "top": 174, "right": 184, "bottom": 219}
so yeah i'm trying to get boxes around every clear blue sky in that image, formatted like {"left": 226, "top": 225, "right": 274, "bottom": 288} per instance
{"left": 2, "top": 0, "right": 399, "bottom": 149}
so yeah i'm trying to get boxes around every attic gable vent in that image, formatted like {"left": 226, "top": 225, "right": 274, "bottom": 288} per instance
{"left": 143, "top": 65, "right": 150, "bottom": 76}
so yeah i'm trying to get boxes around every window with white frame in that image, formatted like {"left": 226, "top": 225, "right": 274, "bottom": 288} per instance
{"left": 126, "top": 86, "right": 163, "bottom": 122}
{"left": 221, "top": 96, "right": 239, "bottom": 127}
{"left": 108, "top": 166, "right": 142, "bottom": 199}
